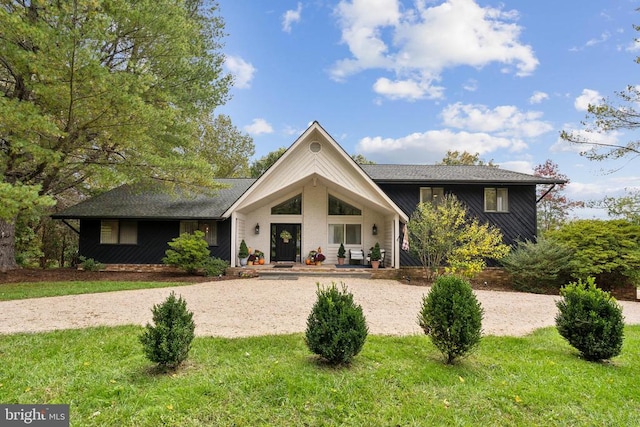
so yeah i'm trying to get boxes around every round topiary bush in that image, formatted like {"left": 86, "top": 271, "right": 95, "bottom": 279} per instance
{"left": 418, "top": 275, "right": 483, "bottom": 364}
{"left": 305, "top": 282, "right": 368, "bottom": 365}
{"left": 139, "top": 292, "right": 195, "bottom": 368}
{"left": 162, "top": 230, "right": 210, "bottom": 274}
{"left": 555, "top": 277, "right": 624, "bottom": 361}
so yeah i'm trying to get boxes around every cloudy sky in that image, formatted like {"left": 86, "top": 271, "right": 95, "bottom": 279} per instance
{"left": 218, "top": 0, "right": 640, "bottom": 218}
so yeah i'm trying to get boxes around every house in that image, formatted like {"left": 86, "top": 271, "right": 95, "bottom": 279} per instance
{"left": 53, "top": 121, "right": 564, "bottom": 269}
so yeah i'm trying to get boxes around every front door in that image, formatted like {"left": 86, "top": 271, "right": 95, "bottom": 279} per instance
{"left": 272, "top": 223, "right": 300, "bottom": 262}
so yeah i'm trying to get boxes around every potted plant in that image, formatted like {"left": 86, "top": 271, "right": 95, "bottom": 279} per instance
{"left": 238, "top": 239, "right": 249, "bottom": 267}
{"left": 306, "top": 250, "right": 317, "bottom": 265}
{"left": 314, "top": 252, "right": 326, "bottom": 265}
{"left": 370, "top": 242, "right": 382, "bottom": 270}
{"left": 337, "top": 243, "right": 346, "bottom": 265}
{"left": 280, "top": 230, "right": 292, "bottom": 243}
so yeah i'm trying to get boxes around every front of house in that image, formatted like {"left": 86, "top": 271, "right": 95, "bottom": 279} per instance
{"left": 53, "top": 121, "right": 563, "bottom": 269}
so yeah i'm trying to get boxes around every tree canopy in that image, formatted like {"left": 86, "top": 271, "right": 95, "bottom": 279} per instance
{"left": 0, "top": 0, "right": 233, "bottom": 269}
{"left": 436, "top": 150, "right": 496, "bottom": 167}
{"left": 250, "top": 147, "right": 287, "bottom": 178}
{"left": 534, "top": 160, "right": 583, "bottom": 233}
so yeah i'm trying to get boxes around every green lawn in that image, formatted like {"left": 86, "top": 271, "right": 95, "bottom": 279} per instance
{"left": 0, "top": 281, "right": 196, "bottom": 301}
{"left": 1, "top": 326, "right": 639, "bottom": 426}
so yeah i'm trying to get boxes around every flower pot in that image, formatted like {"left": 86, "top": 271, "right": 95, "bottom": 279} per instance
{"left": 239, "top": 257, "right": 249, "bottom": 267}
{"left": 315, "top": 261, "right": 322, "bottom": 266}
{"left": 247, "top": 261, "right": 253, "bottom": 266}
{"left": 337, "top": 258, "right": 345, "bottom": 265}
{"left": 371, "top": 260, "right": 380, "bottom": 270}
{"left": 283, "top": 238, "right": 289, "bottom": 244}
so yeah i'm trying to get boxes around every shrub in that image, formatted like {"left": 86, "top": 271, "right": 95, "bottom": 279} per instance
{"left": 162, "top": 231, "right": 210, "bottom": 274}
{"left": 500, "top": 237, "right": 574, "bottom": 293}
{"left": 139, "top": 292, "right": 195, "bottom": 368}
{"left": 305, "top": 282, "right": 368, "bottom": 365}
{"left": 337, "top": 243, "right": 346, "bottom": 258}
{"left": 238, "top": 239, "right": 249, "bottom": 259}
{"left": 203, "top": 257, "right": 228, "bottom": 277}
{"left": 418, "top": 275, "right": 483, "bottom": 364}
{"left": 555, "top": 277, "right": 625, "bottom": 361}
{"left": 78, "top": 256, "right": 104, "bottom": 272}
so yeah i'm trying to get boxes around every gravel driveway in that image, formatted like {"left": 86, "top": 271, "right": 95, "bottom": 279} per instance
{"left": 1, "top": 277, "right": 639, "bottom": 337}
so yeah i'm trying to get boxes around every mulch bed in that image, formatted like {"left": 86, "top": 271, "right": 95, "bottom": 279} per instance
{"left": 0, "top": 268, "right": 227, "bottom": 284}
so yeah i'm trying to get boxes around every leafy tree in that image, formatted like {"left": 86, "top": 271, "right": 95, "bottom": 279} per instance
{"left": 590, "top": 189, "right": 640, "bottom": 224}
{"left": 0, "top": 0, "right": 232, "bottom": 269}
{"left": 534, "top": 160, "right": 583, "bottom": 233}
{"left": 250, "top": 147, "right": 287, "bottom": 178}
{"left": 351, "top": 154, "right": 376, "bottom": 164}
{"left": 418, "top": 275, "right": 483, "bottom": 364}
{"left": 560, "top": 84, "right": 640, "bottom": 167}
{"left": 194, "top": 114, "right": 255, "bottom": 178}
{"left": 436, "top": 150, "right": 496, "bottom": 167}
{"left": 545, "top": 220, "right": 640, "bottom": 288}
{"left": 407, "top": 195, "right": 509, "bottom": 279}
{"left": 163, "top": 231, "right": 211, "bottom": 274}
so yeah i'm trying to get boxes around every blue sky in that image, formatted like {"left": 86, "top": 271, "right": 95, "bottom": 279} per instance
{"left": 217, "top": 0, "right": 640, "bottom": 218}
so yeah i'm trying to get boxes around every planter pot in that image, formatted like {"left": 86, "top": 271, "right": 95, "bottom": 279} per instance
{"left": 239, "top": 257, "right": 249, "bottom": 267}
{"left": 371, "top": 260, "right": 380, "bottom": 270}
{"left": 315, "top": 262, "right": 322, "bottom": 266}
{"left": 283, "top": 238, "right": 289, "bottom": 244}
{"left": 337, "top": 258, "right": 345, "bottom": 265}
{"left": 247, "top": 261, "right": 253, "bottom": 266}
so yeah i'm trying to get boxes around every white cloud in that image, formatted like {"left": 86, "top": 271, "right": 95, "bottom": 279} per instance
{"left": 244, "top": 118, "right": 273, "bottom": 135}
{"left": 440, "top": 103, "right": 553, "bottom": 138}
{"left": 282, "top": 3, "right": 302, "bottom": 33}
{"left": 225, "top": 55, "right": 256, "bottom": 89}
{"left": 585, "top": 31, "right": 610, "bottom": 47}
{"left": 498, "top": 160, "right": 533, "bottom": 174}
{"left": 356, "top": 129, "right": 522, "bottom": 164}
{"left": 574, "top": 89, "right": 602, "bottom": 111}
{"left": 529, "top": 91, "right": 549, "bottom": 104}
{"left": 463, "top": 79, "right": 478, "bottom": 92}
{"left": 331, "top": 0, "right": 538, "bottom": 100}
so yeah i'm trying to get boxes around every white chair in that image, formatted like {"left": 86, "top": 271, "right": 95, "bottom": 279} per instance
{"left": 349, "top": 249, "right": 365, "bottom": 265}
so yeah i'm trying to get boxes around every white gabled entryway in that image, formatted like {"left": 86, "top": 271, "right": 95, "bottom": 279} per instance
{"left": 226, "top": 122, "right": 407, "bottom": 268}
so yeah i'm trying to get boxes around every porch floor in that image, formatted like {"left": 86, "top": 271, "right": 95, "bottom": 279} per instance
{"left": 227, "top": 263, "right": 398, "bottom": 280}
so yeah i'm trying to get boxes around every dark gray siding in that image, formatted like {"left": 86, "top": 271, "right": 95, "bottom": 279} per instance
{"left": 79, "top": 219, "right": 232, "bottom": 264}
{"left": 377, "top": 183, "right": 537, "bottom": 266}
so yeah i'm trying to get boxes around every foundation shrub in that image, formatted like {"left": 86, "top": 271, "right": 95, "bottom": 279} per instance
{"left": 162, "top": 231, "right": 210, "bottom": 274}
{"left": 555, "top": 277, "right": 624, "bottom": 361}
{"left": 202, "top": 257, "right": 228, "bottom": 276}
{"left": 418, "top": 275, "right": 483, "bottom": 364}
{"left": 305, "top": 282, "right": 368, "bottom": 365}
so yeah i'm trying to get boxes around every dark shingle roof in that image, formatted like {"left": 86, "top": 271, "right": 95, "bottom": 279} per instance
{"left": 52, "top": 179, "right": 255, "bottom": 220}
{"left": 360, "top": 164, "right": 564, "bottom": 184}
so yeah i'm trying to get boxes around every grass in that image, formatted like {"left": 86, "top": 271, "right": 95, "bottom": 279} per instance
{"left": 0, "top": 281, "right": 197, "bottom": 301}
{"left": 1, "top": 325, "right": 639, "bottom": 426}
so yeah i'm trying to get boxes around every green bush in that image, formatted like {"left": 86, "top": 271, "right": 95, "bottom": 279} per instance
{"left": 162, "top": 231, "right": 210, "bottom": 274}
{"left": 418, "top": 275, "right": 483, "bottom": 364}
{"left": 139, "top": 292, "right": 195, "bottom": 368}
{"left": 238, "top": 239, "right": 249, "bottom": 259}
{"left": 305, "top": 282, "right": 368, "bottom": 365}
{"left": 500, "top": 237, "right": 574, "bottom": 293}
{"left": 78, "top": 256, "right": 104, "bottom": 272}
{"left": 203, "top": 257, "right": 228, "bottom": 277}
{"left": 555, "top": 277, "right": 625, "bottom": 361}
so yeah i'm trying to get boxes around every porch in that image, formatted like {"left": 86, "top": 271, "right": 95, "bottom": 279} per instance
{"left": 226, "top": 263, "right": 399, "bottom": 280}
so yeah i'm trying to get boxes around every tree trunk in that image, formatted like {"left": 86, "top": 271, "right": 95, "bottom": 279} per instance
{"left": 0, "top": 218, "right": 18, "bottom": 272}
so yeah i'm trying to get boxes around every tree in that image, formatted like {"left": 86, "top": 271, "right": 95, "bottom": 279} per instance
{"left": 194, "top": 114, "right": 254, "bottom": 178}
{"left": 560, "top": 84, "right": 640, "bottom": 166}
{"left": 436, "top": 150, "right": 496, "bottom": 166}
{"left": 590, "top": 189, "right": 640, "bottom": 224}
{"left": 407, "top": 194, "right": 509, "bottom": 279}
{"left": 351, "top": 154, "right": 376, "bottom": 165}
{"left": 250, "top": 147, "right": 287, "bottom": 178}
{"left": 0, "top": 0, "right": 231, "bottom": 269}
{"left": 534, "top": 160, "right": 583, "bottom": 233}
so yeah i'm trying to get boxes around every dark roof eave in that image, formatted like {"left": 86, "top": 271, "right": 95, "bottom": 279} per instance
{"left": 372, "top": 179, "right": 566, "bottom": 185}
{"left": 51, "top": 215, "right": 228, "bottom": 221}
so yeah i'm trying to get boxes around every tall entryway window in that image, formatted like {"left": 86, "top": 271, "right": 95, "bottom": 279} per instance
{"left": 271, "top": 223, "right": 301, "bottom": 262}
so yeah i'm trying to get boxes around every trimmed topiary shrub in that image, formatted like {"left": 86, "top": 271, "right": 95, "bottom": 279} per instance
{"left": 202, "top": 257, "right": 228, "bottom": 277}
{"left": 305, "top": 282, "right": 368, "bottom": 365}
{"left": 418, "top": 275, "right": 483, "bottom": 364}
{"left": 139, "top": 292, "right": 195, "bottom": 368}
{"left": 555, "top": 277, "right": 624, "bottom": 361}
{"left": 162, "top": 230, "right": 210, "bottom": 274}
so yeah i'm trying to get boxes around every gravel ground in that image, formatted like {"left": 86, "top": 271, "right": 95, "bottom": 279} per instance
{"left": 1, "top": 277, "right": 639, "bottom": 337}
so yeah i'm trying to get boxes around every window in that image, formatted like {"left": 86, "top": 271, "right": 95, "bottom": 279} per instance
{"left": 328, "top": 224, "right": 362, "bottom": 245}
{"left": 484, "top": 188, "right": 508, "bottom": 212}
{"left": 328, "top": 195, "right": 361, "bottom": 215}
{"left": 180, "top": 220, "right": 217, "bottom": 246}
{"left": 271, "top": 194, "right": 302, "bottom": 215}
{"left": 100, "top": 220, "right": 138, "bottom": 244}
{"left": 420, "top": 187, "right": 444, "bottom": 204}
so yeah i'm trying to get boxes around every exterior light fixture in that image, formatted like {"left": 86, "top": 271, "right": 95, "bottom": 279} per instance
{"left": 255, "top": 223, "right": 260, "bottom": 234}
{"left": 372, "top": 224, "right": 378, "bottom": 235}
